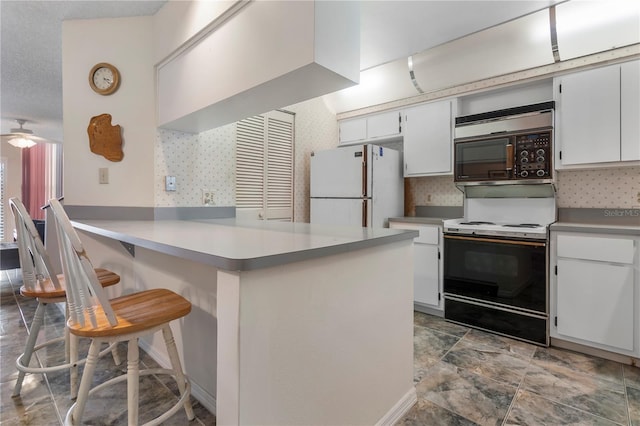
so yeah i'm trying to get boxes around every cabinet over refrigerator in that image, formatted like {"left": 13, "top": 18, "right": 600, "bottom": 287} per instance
{"left": 310, "top": 144, "right": 404, "bottom": 228}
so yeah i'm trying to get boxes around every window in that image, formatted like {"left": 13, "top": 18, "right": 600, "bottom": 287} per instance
{"left": 236, "top": 110, "right": 294, "bottom": 221}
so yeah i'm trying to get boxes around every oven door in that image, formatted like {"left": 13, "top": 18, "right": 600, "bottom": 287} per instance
{"left": 443, "top": 235, "right": 547, "bottom": 313}
{"left": 454, "top": 136, "right": 514, "bottom": 182}
{"left": 443, "top": 234, "right": 548, "bottom": 345}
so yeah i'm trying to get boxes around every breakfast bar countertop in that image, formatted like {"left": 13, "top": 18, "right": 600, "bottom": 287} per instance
{"left": 71, "top": 218, "right": 418, "bottom": 271}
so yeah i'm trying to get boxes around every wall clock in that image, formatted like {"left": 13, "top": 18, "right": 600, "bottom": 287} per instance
{"left": 89, "top": 63, "right": 120, "bottom": 95}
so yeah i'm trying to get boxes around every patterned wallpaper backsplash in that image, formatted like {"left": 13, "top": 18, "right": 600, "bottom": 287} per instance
{"left": 407, "top": 166, "right": 640, "bottom": 213}
{"left": 155, "top": 124, "right": 236, "bottom": 207}
{"left": 555, "top": 167, "right": 640, "bottom": 208}
{"left": 154, "top": 97, "right": 338, "bottom": 222}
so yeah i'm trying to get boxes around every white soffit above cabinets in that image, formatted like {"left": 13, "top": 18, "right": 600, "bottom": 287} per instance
{"left": 157, "top": 0, "right": 360, "bottom": 133}
{"left": 411, "top": 9, "right": 554, "bottom": 94}
{"left": 359, "top": 0, "right": 563, "bottom": 71}
{"left": 326, "top": 0, "right": 640, "bottom": 115}
{"left": 555, "top": 0, "right": 640, "bottom": 61}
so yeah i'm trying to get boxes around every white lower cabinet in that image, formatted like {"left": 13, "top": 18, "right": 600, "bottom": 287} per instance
{"left": 389, "top": 221, "right": 443, "bottom": 314}
{"left": 551, "top": 231, "right": 639, "bottom": 356}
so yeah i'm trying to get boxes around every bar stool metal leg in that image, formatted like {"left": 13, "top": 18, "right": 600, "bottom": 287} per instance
{"left": 13, "top": 299, "right": 47, "bottom": 397}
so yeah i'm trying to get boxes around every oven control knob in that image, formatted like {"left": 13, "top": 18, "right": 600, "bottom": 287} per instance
{"left": 521, "top": 157, "right": 528, "bottom": 163}
{"left": 536, "top": 169, "right": 546, "bottom": 177}
{"left": 520, "top": 150, "right": 529, "bottom": 157}
{"left": 521, "top": 170, "right": 529, "bottom": 177}
{"left": 536, "top": 156, "right": 545, "bottom": 162}
{"left": 536, "top": 149, "right": 546, "bottom": 156}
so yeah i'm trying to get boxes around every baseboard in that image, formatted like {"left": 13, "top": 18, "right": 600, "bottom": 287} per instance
{"left": 376, "top": 387, "right": 417, "bottom": 426}
{"left": 414, "top": 303, "right": 444, "bottom": 317}
{"left": 138, "top": 339, "right": 217, "bottom": 415}
{"left": 550, "top": 337, "right": 639, "bottom": 366}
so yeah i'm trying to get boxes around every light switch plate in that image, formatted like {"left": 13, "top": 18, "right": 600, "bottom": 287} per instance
{"left": 99, "top": 168, "right": 108, "bottom": 184}
{"left": 165, "top": 176, "right": 176, "bottom": 191}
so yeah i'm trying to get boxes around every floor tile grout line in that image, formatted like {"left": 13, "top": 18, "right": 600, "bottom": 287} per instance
{"left": 500, "top": 347, "right": 538, "bottom": 426}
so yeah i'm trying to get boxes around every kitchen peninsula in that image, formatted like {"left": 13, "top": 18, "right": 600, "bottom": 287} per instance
{"left": 68, "top": 218, "right": 418, "bottom": 425}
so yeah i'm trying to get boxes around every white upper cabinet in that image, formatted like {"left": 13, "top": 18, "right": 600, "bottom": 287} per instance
{"left": 621, "top": 61, "right": 640, "bottom": 161}
{"left": 338, "top": 110, "right": 401, "bottom": 145}
{"left": 338, "top": 119, "right": 367, "bottom": 145}
{"left": 554, "top": 60, "right": 640, "bottom": 167}
{"left": 403, "top": 99, "right": 455, "bottom": 177}
{"left": 367, "top": 110, "right": 402, "bottom": 140}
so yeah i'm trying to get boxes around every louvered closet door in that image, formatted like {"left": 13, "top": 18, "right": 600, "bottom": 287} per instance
{"left": 236, "top": 115, "right": 266, "bottom": 220}
{"left": 264, "top": 111, "right": 294, "bottom": 221}
{"left": 236, "top": 111, "right": 294, "bottom": 221}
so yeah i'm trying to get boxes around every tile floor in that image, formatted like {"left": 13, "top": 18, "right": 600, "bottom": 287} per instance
{"left": 2, "top": 269, "right": 639, "bottom": 425}
{"left": 0, "top": 270, "right": 216, "bottom": 425}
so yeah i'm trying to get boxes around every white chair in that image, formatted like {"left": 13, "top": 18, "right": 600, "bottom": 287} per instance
{"left": 48, "top": 198, "right": 195, "bottom": 426}
{"left": 9, "top": 197, "right": 121, "bottom": 399}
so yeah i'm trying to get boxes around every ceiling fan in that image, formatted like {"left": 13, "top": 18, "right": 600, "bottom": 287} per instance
{"left": 1, "top": 119, "right": 56, "bottom": 148}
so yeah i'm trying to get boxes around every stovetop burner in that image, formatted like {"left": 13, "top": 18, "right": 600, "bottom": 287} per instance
{"left": 443, "top": 218, "right": 550, "bottom": 240}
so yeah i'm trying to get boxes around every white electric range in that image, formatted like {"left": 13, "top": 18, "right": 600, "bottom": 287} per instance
{"left": 442, "top": 183, "right": 557, "bottom": 346}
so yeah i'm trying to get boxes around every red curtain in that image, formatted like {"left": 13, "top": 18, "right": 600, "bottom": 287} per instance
{"left": 21, "top": 143, "right": 47, "bottom": 220}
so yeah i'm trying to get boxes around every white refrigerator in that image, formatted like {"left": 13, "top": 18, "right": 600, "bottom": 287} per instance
{"left": 310, "top": 144, "right": 404, "bottom": 228}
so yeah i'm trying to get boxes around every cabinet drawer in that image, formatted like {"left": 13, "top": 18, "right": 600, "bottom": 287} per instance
{"left": 557, "top": 234, "right": 635, "bottom": 264}
{"left": 415, "top": 226, "right": 439, "bottom": 245}
{"left": 389, "top": 222, "right": 439, "bottom": 245}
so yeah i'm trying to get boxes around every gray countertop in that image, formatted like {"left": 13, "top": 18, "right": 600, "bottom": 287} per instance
{"left": 389, "top": 217, "right": 453, "bottom": 226}
{"left": 550, "top": 221, "right": 640, "bottom": 236}
{"left": 72, "top": 218, "right": 418, "bottom": 271}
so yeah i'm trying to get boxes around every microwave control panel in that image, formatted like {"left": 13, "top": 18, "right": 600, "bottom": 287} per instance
{"left": 514, "top": 131, "right": 552, "bottom": 179}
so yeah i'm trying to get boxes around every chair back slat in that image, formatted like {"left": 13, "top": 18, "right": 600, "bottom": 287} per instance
{"left": 9, "top": 198, "right": 61, "bottom": 292}
{"left": 48, "top": 199, "right": 118, "bottom": 328}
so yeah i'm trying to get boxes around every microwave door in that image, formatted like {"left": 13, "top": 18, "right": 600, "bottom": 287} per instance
{"left": 455, "top": 137, "right": 513, "bottom": 181}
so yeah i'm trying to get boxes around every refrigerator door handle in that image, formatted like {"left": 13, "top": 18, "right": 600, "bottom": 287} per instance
{"left": 362, "top": 199, "right": 368, "bottom": 227}
{"left": 361, "top": 145, "right": 368, "bottom": 197}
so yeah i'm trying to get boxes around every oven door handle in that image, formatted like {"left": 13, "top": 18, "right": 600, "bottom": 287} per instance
{"left": 444, "top": 234, "right": 546, "bottom": 247}
{"left": 505, "top": 143, "right": 514, "bottom": 171}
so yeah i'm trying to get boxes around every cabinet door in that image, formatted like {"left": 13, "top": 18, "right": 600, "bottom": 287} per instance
{"left": 556, "top": 65, "right": 621, "bottom": 165}
{"left": 367, "top": 111, "right": 401, "bottom": 139}
{"left": 339, "top": 118, "right": 367, "bottom": 144}
{"left": 556, "top": 258, "right": 634, "bottom": 351}
{"left": 414, "top": 243, "right": 440, "bottom": 307}
{"left": 403, "top": 100, "right": 452, "bottom": 176}
{"left": 621, "top": 60, "right": 640, "bottom": 161}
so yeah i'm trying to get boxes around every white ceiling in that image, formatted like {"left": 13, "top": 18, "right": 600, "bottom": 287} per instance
{"left": 1, "top": 0, "right": 561, "bottom": 143}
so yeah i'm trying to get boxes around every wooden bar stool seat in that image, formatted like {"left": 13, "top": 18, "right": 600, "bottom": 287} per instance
{"left": 9, "top": 198, "right": 121, "bottom": 399}
{"left": 49, "top": 198, "right": 194, "bottom": 426}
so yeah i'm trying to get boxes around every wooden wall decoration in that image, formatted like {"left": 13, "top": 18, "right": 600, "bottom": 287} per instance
{"left": 87, "top": 114, "right": 124, "bottom": 162}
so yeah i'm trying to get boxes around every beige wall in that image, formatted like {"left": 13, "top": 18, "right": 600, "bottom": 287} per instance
{"left": 62, "top": 16, "right": 155, "bottom": 206}
{"left": 1, "top": 145, "right": 22, "bottom": 241}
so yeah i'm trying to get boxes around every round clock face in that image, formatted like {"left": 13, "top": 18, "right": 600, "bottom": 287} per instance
{"left": 93, "top": 67, "right": 114, "bottom": 90}
{"left": 89, "top": 63, "right": 120, "bottom": 95}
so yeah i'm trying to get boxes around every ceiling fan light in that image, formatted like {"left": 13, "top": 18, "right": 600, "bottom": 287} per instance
{"left": 8, "top": 137, "right": 36, "bottom": 148}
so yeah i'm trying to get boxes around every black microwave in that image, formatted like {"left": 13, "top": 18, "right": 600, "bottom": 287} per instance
{"left": 454, "top": 130, "right": 553, "bottom": 183}
{"left": 453, "top": 102, "right": 554, "bottom": 184}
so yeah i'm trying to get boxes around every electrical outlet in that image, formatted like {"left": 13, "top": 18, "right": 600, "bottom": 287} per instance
{"left": 202, "top": 190, "right": 215, "bottom": 205}
{"left": 99, "top": 168, "right": 108, "bottom": 184}
{"left": 637, "top": 192, "right": 640, "bottom": 204}
{"left": 427, "top": 194, "right": 432, "bottom": 202}
{"left": 165, "top": 176, "right": 176, "bottom": 191}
